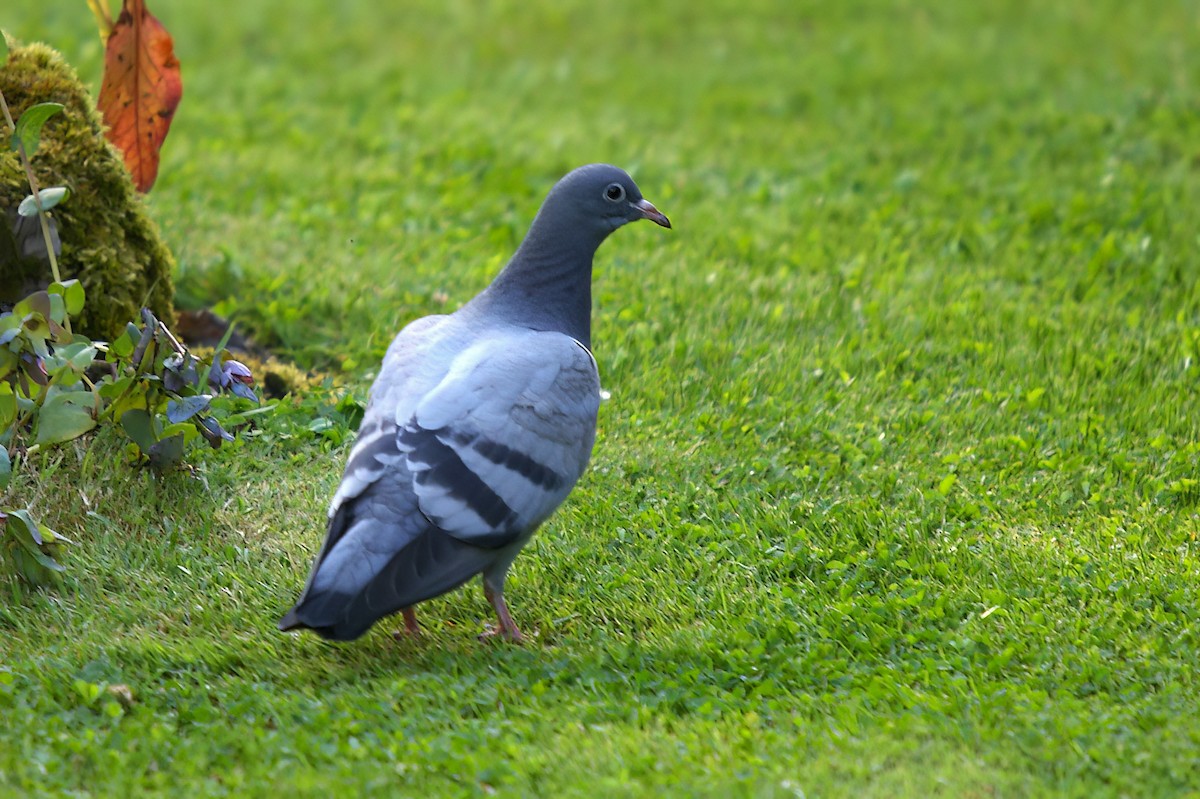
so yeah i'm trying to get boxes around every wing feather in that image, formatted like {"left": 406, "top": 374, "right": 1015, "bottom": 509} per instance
{"left": 399, "top": 331, "right": 601, "bottom": 547}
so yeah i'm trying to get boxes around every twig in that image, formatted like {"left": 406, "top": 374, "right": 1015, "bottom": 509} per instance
{"left": 150, "top": 308, "right": 188, "bottom": 358}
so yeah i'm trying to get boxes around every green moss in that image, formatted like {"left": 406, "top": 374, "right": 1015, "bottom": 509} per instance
{"left": 0, "top": 40, "right": 175, "bottom": 338}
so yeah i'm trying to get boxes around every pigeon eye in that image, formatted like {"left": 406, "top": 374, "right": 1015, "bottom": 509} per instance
{"left": 604, "top": 183, "right": 626, "bottom": 202}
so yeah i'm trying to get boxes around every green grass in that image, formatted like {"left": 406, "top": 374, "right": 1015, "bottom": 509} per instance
{"left": 5, "top": 0, "right": 1200, "bottom": 795}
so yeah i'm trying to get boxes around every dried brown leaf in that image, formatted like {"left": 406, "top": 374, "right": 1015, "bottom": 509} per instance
{"left": 97, "top": 0, "right": 182, "bottom": 192}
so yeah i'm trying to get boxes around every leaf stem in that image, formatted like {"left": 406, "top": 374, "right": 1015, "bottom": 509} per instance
{"left": 0, "top": 88, "right": 65, "bottom": 288}
{"left": 0, "top": 87, "right": 72, "bottom": 336}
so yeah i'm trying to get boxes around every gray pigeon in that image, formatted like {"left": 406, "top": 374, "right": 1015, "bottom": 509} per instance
{"left": 279, "top": 164, "right": 671, "bottom": 642}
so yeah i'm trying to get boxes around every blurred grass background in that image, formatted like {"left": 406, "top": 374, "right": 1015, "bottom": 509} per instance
{"left": 4, "top": 1, "right": 1200, "bottom": 796}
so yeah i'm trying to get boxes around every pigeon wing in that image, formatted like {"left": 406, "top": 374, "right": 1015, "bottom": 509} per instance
{"left": 279, "top": 327, "right": 601, "bottom": 639}
{"left": 400, "top": 328, "right": 602, "bottom": 548}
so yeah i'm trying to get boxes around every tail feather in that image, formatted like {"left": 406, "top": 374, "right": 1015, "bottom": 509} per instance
{"left": 278, "top": 527, "right": 497, "bottom": 641}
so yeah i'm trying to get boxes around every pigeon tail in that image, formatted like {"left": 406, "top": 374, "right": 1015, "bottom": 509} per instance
{"left": 278, "top": 527, "right": 500, "bottom": 641}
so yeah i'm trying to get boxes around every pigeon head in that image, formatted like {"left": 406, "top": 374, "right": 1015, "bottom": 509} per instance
{"left": 544, "top": 163, "right": 672, "bottom": 234}
{"left": 468, "top": 163, "right": 670, "bottom": 346}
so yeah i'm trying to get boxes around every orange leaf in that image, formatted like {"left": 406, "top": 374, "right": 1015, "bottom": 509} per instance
{"left": 97, "top": 0, "right": 182, "bottom": 192}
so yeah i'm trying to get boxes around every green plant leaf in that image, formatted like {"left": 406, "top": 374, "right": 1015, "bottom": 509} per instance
{"left": 21, "top": 322, "right": 52, "bottom": 359}
{"left": 0, "top": 448, "right": 10, "bottom": 492}
{"left": 11, "top": 103, "right": 65, "bottom": 158}
{"left": 101, "top": 378, "right": 151, "bottom": 423}
{"left": 0, "top": 383, "right": 15, "bottom": 429}
{"left": 5, "top": 508, "right": 43, "bottom": 546}
{"left": 32, "top": 548, "right": 67, "bottom": 573}
{"left": 35, "top": 390, "right": 98, "bottom": 445}
{"left": 148, "top": 433, "right": 185, "bottom": 470}
{"left": 13, "top": 291, "right": 51, "bottom": 320}
{"left": 0, "top": 349, "right": 17, "bottom": 383}
{"left": 14, "top": 526, "right": 61, "bottom": 568}
{"left": 119, "top": 409, "right": 157, "bottom": 453}
{"left": 107, "top": 329, "right": 135, "bottom": 360}
{"left": 65, "top": 341, "right": 99, "bottom": 370}
{"left": 42, "top": 524, "right": 71, "bottom": 546}
{"left": 49, "top": 280, "right": 86, "bottom": 316}
{"left": 47, "top": 292, "right": 67, "bottom": 327}
{"left": 159, "top": 421, "right": 199, "bottom": 446}
{"left": 17, "top": 187, "right": 71, "bottom": 217}
{"left": 46, "top": 342, "right": 98, "bottom": 382}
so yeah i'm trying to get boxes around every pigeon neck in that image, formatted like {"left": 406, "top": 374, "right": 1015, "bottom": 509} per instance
{"left": 470, "top": 211, "right": 606, "bottom": 348}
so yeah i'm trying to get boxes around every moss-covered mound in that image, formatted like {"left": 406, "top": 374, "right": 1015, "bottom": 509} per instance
{"left": 0, "top": 40, "right": 175, "bottom": 339}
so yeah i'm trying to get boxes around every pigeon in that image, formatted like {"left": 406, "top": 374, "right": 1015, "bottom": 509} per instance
{"left": 278, "top": 164, "right": 671, "bottom": 642}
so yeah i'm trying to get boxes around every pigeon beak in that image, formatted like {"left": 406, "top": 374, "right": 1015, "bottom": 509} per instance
{"left": 634, "top": 198, "right": 671, "bottom": 229}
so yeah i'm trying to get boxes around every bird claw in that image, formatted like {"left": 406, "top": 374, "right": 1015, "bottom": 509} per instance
{"left": 393, "top": 608, "right": 421, "bottom": 640}
{"left": 478, "top": 624, "right": 525, "bottom": 644}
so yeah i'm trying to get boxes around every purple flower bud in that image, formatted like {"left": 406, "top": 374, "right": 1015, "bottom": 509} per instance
{"left": 223, "top": 359, "right": 254, "bottom": 385}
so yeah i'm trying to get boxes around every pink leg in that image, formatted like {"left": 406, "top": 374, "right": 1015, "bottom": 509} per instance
{"left": 392, "top": 606, "right": 421, "bottom": 640}
{"left": 482, "top": 582, "right": 524, "bottom": 643}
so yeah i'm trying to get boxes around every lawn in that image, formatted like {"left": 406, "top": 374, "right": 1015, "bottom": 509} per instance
{"left": 4, "top": 0, "right": 1200, "bottom": 795}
